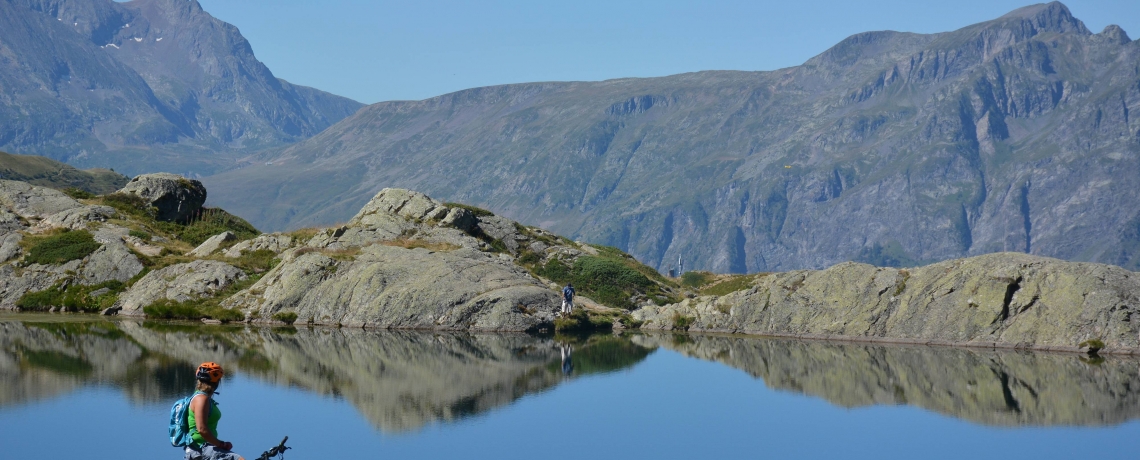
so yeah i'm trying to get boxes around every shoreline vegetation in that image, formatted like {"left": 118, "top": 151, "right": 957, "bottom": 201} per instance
{"left": 0, "top": 173, "right": 1135, "bottom": 356}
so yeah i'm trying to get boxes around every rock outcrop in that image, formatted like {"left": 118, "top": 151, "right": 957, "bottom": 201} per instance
{"left": 116, "top": 261, "right": 247, "bottom": 316}
{"left": 0, "top": 180, "right": 84, "bottom": 220}
{"left": 226, "top": 245, "right": 556, "bottom": 330}
{"left": 117, "top": 173, "right": 206, "bottom": 223}
{"left": 188, "top": 231, "right": 236, "bottom": 257}
{"left": 217, "top": 188, "right": 658, "bottom": 331}
{"left": 222, "top": 233, "right": 293, "bottom": 258}
{"left": 633, "top": 253, "right": 1140, "bottom": 354}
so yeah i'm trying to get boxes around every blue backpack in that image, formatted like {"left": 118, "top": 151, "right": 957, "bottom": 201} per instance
{"left": 169, "top": 392, "right": 204, "bottom": 447}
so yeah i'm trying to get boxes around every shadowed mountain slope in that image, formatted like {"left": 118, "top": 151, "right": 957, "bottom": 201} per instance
{"left": 206, "top": 2, "right": 1140, "bottom": 273}
{"left": 0, "top": 0, "right": 362, "bottom": 176}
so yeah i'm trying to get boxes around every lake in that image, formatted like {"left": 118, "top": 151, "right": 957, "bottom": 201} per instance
{"left": 1, "top": 313, "right": 1138, "bottom": 459}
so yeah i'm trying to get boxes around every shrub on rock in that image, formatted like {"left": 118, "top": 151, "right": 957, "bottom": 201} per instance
{"left": 23, "top": 230, "right": 101, "bottom": 265}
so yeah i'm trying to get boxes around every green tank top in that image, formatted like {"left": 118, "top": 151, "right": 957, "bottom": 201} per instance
{"left": 187, "top": 392, "right": 221, "bottom": 447}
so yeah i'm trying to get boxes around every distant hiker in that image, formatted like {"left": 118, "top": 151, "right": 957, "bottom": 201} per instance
{"left": 560, "top": 343, "right": 574, "bottom": 376}
{"left": 561, "top": 283, "right": 575, "bottom": 315}
{"left": 185, "top": 362, "right": 245, "bottom": 460}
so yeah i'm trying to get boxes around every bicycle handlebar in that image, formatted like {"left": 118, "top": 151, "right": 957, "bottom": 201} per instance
{"left": 256, "top": 436, "right": 290, "bottom": 460}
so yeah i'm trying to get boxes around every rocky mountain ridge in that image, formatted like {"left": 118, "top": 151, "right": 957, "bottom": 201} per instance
{"left": 205, "top": 2, "right": 1140, "bottom": 275}
{"left": 0, "top": 0, "right": 362, "bottom": 175}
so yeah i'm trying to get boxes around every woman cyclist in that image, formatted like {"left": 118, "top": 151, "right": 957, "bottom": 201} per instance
{"left": 185, "top": 362, "right": 245, "bottom": 460}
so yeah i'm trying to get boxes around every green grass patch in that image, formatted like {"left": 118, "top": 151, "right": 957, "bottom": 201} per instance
{"left": 128, "top": 229, "right": 150, "bottom": 240}
{"left": 178, "top": 208, "right": 259, "bottom": 246}
{"left": 101, "top": 192, "right": 153, "bottom": 218}
{"left": 554, "top": 309, "right": 615, "bottom": 332}
{"left": 672, "top": 312, "right": 694, "bottom": 330}
{"left": 223, "top": 249, "right": 279, "bottom": 273}
{"left": 272, "top": 311, "right": 298, "bottom": 325}
{"left": 553, "top": 309, "right": 642, "bottom": 332}
{"left": 699, "top": 275, "right": 757, "bottom": 296}
{"left": 22, "top": 229, "right": 101, "bottom": 265}
{"left": 893, "top": 270, "right": 910, "bottom": 296}
{"left": 680, "top": 271, "right": 715, "bottom": 288}
{"left": 443, "top": 202, "right": 494, "bottom": 217}
{"left": 141, "top": 273, "right": 261, "bottom": 323}
{"left": 534, "top": 252, "right": 678, "bottom": 310}
{"left": 16, "top": 280, "right": 126, "bottom": 312}
{"left": 63, "top": 188, "right": 94, "bottom": 199}
{"left": 143, "top": 300, "right": 245, "bottom": 323}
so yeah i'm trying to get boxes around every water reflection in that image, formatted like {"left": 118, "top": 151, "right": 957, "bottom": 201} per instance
{"left": 635, "top": 333, "right": 1140, "bottom": 426}
{"left": 0, "top": 315, "right": 652, "bottom": 432}
{"left": 2, "top": 314, "right": 1138, "bottom": 429}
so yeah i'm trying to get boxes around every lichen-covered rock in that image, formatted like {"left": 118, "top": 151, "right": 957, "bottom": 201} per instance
{"left": 116, "top": 173, "right": 206, "bottom": 223}
{"left": 116, "top": 261, "right": 247, "bottom": 316}
{"left": 38, "top": 205, "right": 116, "bottom": 230}
{"left": 634, "top": 253, "right": 1140, "bottom": 354}
{"left": 222, "top": 233, "right": 294, "bottom": 258}
{"left": 78, "top": 240, "right": 144, "bottom": 285}
{"left": 475, "top": 215, "right": 522, "bottom": 253}
{"left": 226, "top": 245, "right": 557, "bottom": 331}
{"left": 440, "top": 207, "right": 476, "bottom": 232}
{"left": 0, "top": 233, "right": 22, "bottom": 263}
{"left": 122, "top": 235, "right": 163, "bottom": 257}
{"left": 0, "top": 180, "right": 83, "bottom": 220}
{"left": 0, "top": 208, "right": 25, "bottom": 233}
{"left": 350, "top": 188, "right": 448, "bottom": 225}
{"left": 187, "top": 231, "right": 236, "bottom": 257}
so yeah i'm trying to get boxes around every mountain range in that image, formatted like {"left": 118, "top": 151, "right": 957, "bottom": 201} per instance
{"left": 0, "top": 0, "right": 362, "bottom": 176}
{"left": 205, "top": 2, "right": 1140, "bottom": 273}
{"left": 4, "top": 1, "right": 1139, "bottom": 273}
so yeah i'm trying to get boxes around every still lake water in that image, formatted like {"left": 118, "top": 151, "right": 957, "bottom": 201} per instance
{"left": 1, "top": 313, "right": 1138, "bottom": 459}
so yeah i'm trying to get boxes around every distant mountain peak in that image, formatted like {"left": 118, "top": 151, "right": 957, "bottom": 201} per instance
{"left": 1100, "top": 24, "right": 1132, "bottom": 44}
{"left": 994, "top": 1, "right": 1089, "bottom": 35}
{"left": 0, "top": 0, "right": 363, "bottom": 175}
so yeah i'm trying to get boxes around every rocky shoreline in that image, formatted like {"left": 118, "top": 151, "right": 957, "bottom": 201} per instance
{"left": 0, "top": 175, "right": 1136, "bottom": 354}
{"left": 635, "top": 253, "right": 1140, "bottom": 355}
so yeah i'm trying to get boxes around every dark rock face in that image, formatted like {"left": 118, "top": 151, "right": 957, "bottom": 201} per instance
{"left": 0, "top": 0, "right": 362, "bottom": 175}
{"left": 118, "top": 173, "right": 206, "bottom": 222}
{"left": 207, "top": 2, "right": 1140, "bottom": 274}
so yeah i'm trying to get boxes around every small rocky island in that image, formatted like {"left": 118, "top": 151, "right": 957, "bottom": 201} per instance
{"left": 0, "top": 174, "right": 1136, "bottom": 354}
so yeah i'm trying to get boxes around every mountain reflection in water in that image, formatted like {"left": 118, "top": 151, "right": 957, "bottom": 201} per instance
{"left": 636, "top": 333, "right": 1140, "bottom": 427}
{"left": 1, "top": 314, "right": 1138, "bottom": 429}
{"left": 0, "top": 315, "right": 651, "bottom": 431}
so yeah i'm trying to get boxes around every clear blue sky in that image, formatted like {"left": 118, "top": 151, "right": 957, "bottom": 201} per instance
{"left": 195, "top": 0, "right": 1140, "bottom": 104}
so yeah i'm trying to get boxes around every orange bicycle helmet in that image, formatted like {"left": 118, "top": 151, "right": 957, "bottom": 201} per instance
{"left": 196, "top": 362, "right": 224, "bottom": 384}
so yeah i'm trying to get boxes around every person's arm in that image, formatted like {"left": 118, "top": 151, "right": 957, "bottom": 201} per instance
{"left": 190, "top": 395, "right": 233, "bottom": 451}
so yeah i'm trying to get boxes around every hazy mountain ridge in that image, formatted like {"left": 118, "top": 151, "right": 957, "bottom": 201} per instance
{"left": 207, "top": 2, "right": 1140, "bottom": 273}
{"left": 0, "top": 0, "right": 362, "bottom": 175}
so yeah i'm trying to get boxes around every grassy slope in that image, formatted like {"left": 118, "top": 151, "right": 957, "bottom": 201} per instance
{"left": 0, "top": 151, "right": 128, "bottom": 194}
